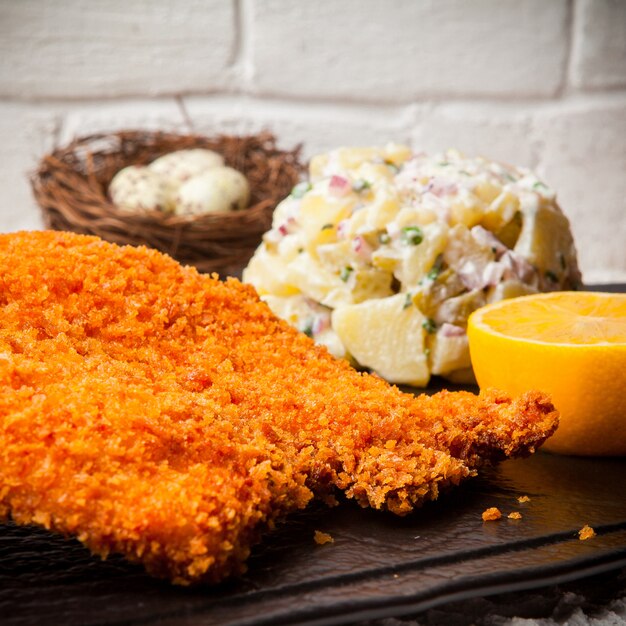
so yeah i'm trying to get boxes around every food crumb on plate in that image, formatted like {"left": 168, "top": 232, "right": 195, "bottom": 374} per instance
{"left": 508, "top": 511, "right": 522, "bottom": 520}
{"left": 482, "top": 507, "right": 502, "bottom": 521}
{"left": 578, "top": 524, "right": 596, "bottom": 541}
{"left": 517, "top": 495, "right": 531, "bottom": 503}
{"left": 314, "top": 530, "right": 334, "bottom": 545}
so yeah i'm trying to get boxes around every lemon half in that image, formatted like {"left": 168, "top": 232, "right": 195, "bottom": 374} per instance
{"left": 468, "top": 291, "right": 626, "bottom": 456}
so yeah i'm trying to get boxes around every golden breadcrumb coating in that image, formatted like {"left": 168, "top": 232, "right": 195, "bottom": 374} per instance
{"left": 0, "top": 231, "right": 558, "bottom": 584}
{"left": 313, "top": 530, "right": 334, "bottom": 545}
{"left": 482, "top": 507, "right": 503, "bottom": 521}
{"left": 578, "top": 525, "right": 596, "bottom": 541}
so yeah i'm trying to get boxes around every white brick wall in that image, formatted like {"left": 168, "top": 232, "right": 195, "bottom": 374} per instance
{"left": 250, "top": 0, "right": 569, "bottom": 101}
{"left": 1, "top": 0, "right": 624, "bottom": 282}
{"left": 570, "top": 0, "right": 626, "bottom": 89}
{"left": 411, "top": 103, "right": 538, "bottom": 169}
{"left": 533, "top": 96, "right": 626, "bottom": 282}
{"left": 0, "top": 0, "right": 237, "bottom": 98}
{"left": 0, "top": 102, "right": 59, "bottom": 232}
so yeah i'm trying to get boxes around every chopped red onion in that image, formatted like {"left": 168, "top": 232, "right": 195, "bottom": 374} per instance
{"left": 329, "top": 175, "right": 351, "bottom": 197}
{"left": 501, "top": 251, "right": 536, "bottom": 283}
{"left": 277, "top": 217, "right": 297, "bottom": 237}
{"left": 352, "top": 235, "right": 373, "bottom": 260}
{"left": 439, "top": 323, "right": 466, "bottom": 338}
{"left": 336, "top": 220, "right": 349, "bottom": 239}
{"left": 312, "top": 315, "right": 331, "bottom": 335}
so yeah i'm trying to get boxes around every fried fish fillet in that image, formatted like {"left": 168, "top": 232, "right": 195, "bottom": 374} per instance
{"left": 0, "top": 231, "right": 558, "bottom": 584}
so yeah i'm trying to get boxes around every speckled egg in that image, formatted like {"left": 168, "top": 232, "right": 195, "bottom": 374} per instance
{"left": 149, "top": 149, "right": 225, "bottom": 209}
{"left": 174, "top": 167, "right": 251, "bottom": 216}
{"left": 108, "top": 165, "right": 168, "bottom": 213}
{"left": 149, "top": 149, "right": 225, "bottom": 181}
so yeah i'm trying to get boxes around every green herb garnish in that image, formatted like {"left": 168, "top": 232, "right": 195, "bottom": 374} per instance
{"left": 426, "top": 254, "right": 444, "bottom": 280}
{"left": 426, "top": 268, "right": 439, "bottom": 280}
{"left": 301, "top": 318, "right": 314, "bottom": 338}
{"left": 384, "top": 160, "right": 399, "bottom": 174}
{"left": 532, "top": 181, "right": 548, "bottom": 191}
{"left": 401, "top": 226, "right": 424, "bottom": 246}
{"left": 422, "top": 318, "right": 437, "bottom": 334}
{"left": 352, "top": 179, "right": 372, "bottom": 192}
{"left": 340, "top": 266, "right": 353, "bottom": 282}
{"left": 291, "top": 182, "right": 312, "bottom": 198}
{"left": 403, "top": 292, "right": 413, "bottom": 310}
{"left": 378, "top": 232, "right": 391, "bottom": 245}
{"left": 321, "top": 223, "right": 334, "bottom": 231}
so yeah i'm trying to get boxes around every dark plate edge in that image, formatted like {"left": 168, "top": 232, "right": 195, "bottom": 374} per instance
{"left": 252, "top": 550, "right": 626, "bottom": 626}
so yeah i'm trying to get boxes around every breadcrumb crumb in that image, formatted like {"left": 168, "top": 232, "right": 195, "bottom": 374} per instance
{"left": 482, "top": 507, "right": 502, "bottom": 521}
{"left": 578, "top": 525, "right": 596, "bottom": 541}
{"left": 314, "top": 531, "right": 334, "bottom": 545}
{"left": 508, "top": 511, "right": 522, "bottom": 520}
{"left": 517, "top": 495, "right": 531, "bottom": 503}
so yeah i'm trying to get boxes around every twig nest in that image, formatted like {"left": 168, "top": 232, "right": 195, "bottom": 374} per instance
{"left": 108, "top": 165, "right": 168, "bottom": 213}
{"left": 31, "top": 130, "right": 303, "bottom": 274}
{"left": 174, "top": 166, "right": 251, "bottom": 216}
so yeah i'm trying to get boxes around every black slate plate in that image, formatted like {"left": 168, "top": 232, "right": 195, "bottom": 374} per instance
{"left": 2, "top": 285, "right": 625, "bottom": 625}
{"left": 2, "top": 452, "right": 626, "bottom": 625}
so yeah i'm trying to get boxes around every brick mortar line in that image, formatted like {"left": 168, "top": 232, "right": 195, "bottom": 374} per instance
{"left": 227, "top": 0, "right": 244, "bottom": 70}
{"left": 239, "top": 0, "right": 255, "bottom": 91}
{"left": 1, "top": 87, "right": 625, "bottom": 110}
{"left": 560, "top": 0, "right": 578, "bottom": 98}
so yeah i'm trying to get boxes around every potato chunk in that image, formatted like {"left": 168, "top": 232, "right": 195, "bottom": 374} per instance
{"left": 332, "top": 294, "right": 429, "bottom": 386}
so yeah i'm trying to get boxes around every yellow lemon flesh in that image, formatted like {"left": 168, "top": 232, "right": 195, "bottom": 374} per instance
{"left": 467, "top": 292, "right": 626, "bottom": 456}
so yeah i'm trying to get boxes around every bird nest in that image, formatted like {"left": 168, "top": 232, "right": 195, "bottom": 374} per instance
{"left": 31, "top": 130, "right": 303, "bottom": 275}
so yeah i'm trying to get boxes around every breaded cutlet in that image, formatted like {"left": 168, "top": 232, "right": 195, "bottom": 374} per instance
{"left": 0, "top": 231, "right": 558, "bottom": 584}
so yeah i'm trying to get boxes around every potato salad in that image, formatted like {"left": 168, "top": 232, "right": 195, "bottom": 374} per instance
{"left": 243, "top": 145, "right": 581, "bottom": 386}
